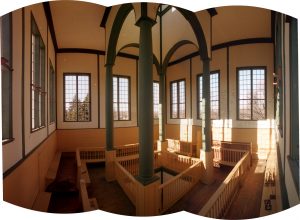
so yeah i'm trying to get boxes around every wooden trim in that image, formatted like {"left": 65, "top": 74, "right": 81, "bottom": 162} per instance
{"left": 2, "top": 138, "right": 15, "bottom": 145}
{"left": 43, "top": 2, "right": 58, "bottom": 51}
{"left": 100, "top": 7, "right": 111, "bottom": 28}
{"left": 207, "top": 8, "right": 218, "bottom": 17}
{"left": 97, "top": 55, "right": 100, "bottom": 128}
{"left": 57, "top": 48, "right": 139, "bottom": 60}
{"left": 21, "top": 7, "right": 25, "bottom": 157}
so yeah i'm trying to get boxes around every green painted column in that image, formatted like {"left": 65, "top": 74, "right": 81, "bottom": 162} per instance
{"left": 136, "top": 16, "right": 157, "bottom": 185}
{"left": 105, "top": 63, "right": 114, "bottom": 151}
{"left": 159, "top": 72, "right": 166, "bottom": 141}
{"left": 202, "top": 59, "right": 212, "bottom": 152}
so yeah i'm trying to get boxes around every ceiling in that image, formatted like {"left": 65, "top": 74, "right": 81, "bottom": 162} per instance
{"left": 48, "top": 2, "right": 272, "bottom": 64}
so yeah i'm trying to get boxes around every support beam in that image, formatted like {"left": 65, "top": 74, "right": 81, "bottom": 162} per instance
{"left": 136, "top": 15, "right": 158, "bottom": 185}
{"left": 159, "top": 72, "right": 166, "bottom": 142}
{"left": 105, "top": 64, "right": 114, "bottom": 151}
{"left": 201, "top": 59, "right": 214, "bottom": 184}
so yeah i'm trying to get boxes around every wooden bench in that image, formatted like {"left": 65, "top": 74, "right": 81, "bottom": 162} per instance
{"left": 45, "top": 151, "right": 62, "bottom": 188}
{"left": 79, "top": 179, "right": 98, "bottom": 211}
{"left": 32, "top": 191, "right": 52, "bottom": 212}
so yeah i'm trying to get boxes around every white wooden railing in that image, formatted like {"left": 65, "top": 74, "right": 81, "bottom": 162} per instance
{"left": 158, "top": 161, "right": 203, "bottom": 213}
{"left": 167, "top": 139, "right": 194, "bottom": 156}
{"left": 115, "top": 160, "right": 139, "bottom": 206}
{"left": 199, "top": 151, "right": 251, "bottom": 218}
{"left": 212, "top": 146, "right": 247, "bottom": 167}
{"left": 76, "top": 147, "right": 105, "bottom": 163}
{"left": 160, "top": 151, "right": 201, "bottom": 173}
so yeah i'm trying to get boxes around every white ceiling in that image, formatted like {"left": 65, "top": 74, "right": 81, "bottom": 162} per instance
{"left": 48, "top": 2, "right": 271, "bottom": 64}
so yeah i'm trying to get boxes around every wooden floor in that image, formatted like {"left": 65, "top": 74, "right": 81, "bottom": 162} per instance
{"left": 87, "top": 163, "right": 135, "bottom": 216}
{"left": 165, "top": 165, "right": 232, "bottom": 214}
{"left": 48, "top": 152, "right": 82, "bottom": 213}
{"left": 224, "top": 159, "right": 266, "bottom": 219}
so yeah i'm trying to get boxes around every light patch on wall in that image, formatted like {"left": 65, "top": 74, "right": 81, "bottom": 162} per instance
{"left": 179, "top": 119, "right": 192, "bottom": 142}
{"left": 256, "top": 119, "right": 276, "bottom": 159}
{"left": 224, "top": 119, "right": 232, "bottom": 142}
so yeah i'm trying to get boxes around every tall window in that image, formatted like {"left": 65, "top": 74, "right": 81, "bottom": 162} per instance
{"left": 197, "top": 72, "right": 220, "bottom": 119}
{"left": 64, "top": 74, "right": 91, "bottom": 122}
{"left": 31, "top": 16, "right": 46, "bottom": 131}
{"left": 153, "top": 81, "right": 159, "bottom": 119}
{"left": 170, "top": 79, "right": 185, "bottom": 119}
{"left": 1, "top": 13, "right": 13, "bottom": 141}
{"left": 113, "top": 76, "right": 130, "bottom": 120}
{"left": 49, "top": 62, "right": 56, "bottom": 123}
{"left": 237, "top": 67, "right": 266, "bottom": 120}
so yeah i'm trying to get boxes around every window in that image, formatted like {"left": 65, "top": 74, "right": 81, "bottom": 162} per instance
{"left": 170, "top": 79, "right": 185, "bottom": 119}
{"left": 49, "top": 62, "right": 56, "bottom": 123}
{"left": 113, "top": 76, "right": 130, "bottom": 120}
{"left": 64, "top": 73, "right": 91, "bottom": 122}
{"left": 31, "top": 16, "right": 46, "bottom": 131}
{"left": 1, "top": 13, "right": 13, "bottom": 141}
{"left": 237, "top": 67, "right": 266, "bottom": 120}
{"left": 197, "top": 72, "right": 220, "bottom": 119}
{"left": 153, "top": 81, "right": 159, "bottom": 119}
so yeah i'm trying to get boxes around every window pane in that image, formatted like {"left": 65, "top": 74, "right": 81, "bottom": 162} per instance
{"left": 113, "top": 76, "right": 130, "bottom": 120}
{"left": 172, "top": 104, "right": 178, "bottom": 118}
{"left": 119, "top": 103, "right": 129, "bottom": 120}
{"left": 253, "top": 69, "right": 265, "bottom": 99}
{"left": 179, "top": 81, "right": 185, "bottom": 103}
{"left": 65, "top": 102, "right": 77, "bottom": 121}
{"left": 179, "top": 103, "right": 185, "bottom": 118}
{"left": 239, "top": 70, "right": 251, "bottom": 100}
{"left": 78, "top": 103, "right": 90, "bottom": 121}
{"left": 239, "top": 100, "right": 251, "bottom": 120}
{"left": 171, "top": 82, "right": 177, "bottom": 104}
{"left": 153, "top": 82, "right": 159, "bottom": 119}
{"left": 253, "top": 99, "right": 265, "bottom": 120}
{"left": 78, "top": 75, "right": 90, "bottom": 102}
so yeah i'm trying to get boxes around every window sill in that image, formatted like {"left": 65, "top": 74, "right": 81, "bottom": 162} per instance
{"left": 31, "top": 125, "right": 46, "bottom": 133}
{"left": 2, "top": 138, "right": 15, "bottom": 145}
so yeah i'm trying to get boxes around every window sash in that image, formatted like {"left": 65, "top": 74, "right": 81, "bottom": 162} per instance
{"left": 113, "top": 76, "right": 130, "bottom": 121}
{"left": 1, "top": 13, "right": 13, "bottom": 141}
{"left": 170, "top": 79, "right": 186, "bottom": 119}
{"left": 197, "top": 72, "right": 220, "bottom": 120}
{"left": 153, "top": 82, "right": 159, "bottom": 119}
{"left": 31, "top": 16, "right": 46, "bottom": 131}
{"left": 237, "top": 68, "right": 266, "bottom": 120}
{"left": 49, "top": 63, "right": 56, "bottom": 123}
{"left": 64, "top": 74, "right": 91, "bottom": 122}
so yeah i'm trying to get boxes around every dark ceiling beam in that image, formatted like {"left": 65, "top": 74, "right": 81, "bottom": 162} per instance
{"left": 158, "top": 5, "right": 172, "bottom": 16}
{"left": 43, "top": 2, "right": 58, "bottom": 51}
{"left": 57, "top": 48, "right": 139, "bottom": 60}
{"left": 207, "top": 8, "right": 218, "bottom": 17}
{"left": 100, "top": 6, "right": 111, "bottom": 28}
{"left": 169, "top": 37, "right": 273, "bottom": 66}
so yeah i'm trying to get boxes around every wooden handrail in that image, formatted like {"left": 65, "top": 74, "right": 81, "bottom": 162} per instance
{"left": 199, "top": 151, "right": 251, "bottom": 218}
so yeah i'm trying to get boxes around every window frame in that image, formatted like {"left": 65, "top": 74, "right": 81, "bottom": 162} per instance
{"left": 170, "top": 78, "right": 186, "bottom": 119}
{"left": 63, "top": 73, "right": 92, "bottom": 122}
{"left": 49, "top": 61, "right": 56, "bottom": 124}
{"left": 113, "top": 75, "right": 131, "bottom": 121}
{"left": 153, "top": 80, "right": 159, "bottom": 119}
{"left": 30, "top": 14, "right": 46, "bottom": 133}
{"left": 197, "top": 71, "right": 221, "bottom": 120}
{"left": 236, "top": 66, "right": 267, "bottom": 121}
{"left": 1, "top": 13, "right": 14, "bottom": 144}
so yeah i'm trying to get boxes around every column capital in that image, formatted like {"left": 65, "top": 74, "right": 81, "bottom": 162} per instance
{"left": 135, "top": 16, "right": 156, "bottom": 28}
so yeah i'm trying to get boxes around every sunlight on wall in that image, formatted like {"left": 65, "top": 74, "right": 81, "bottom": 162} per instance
{"left": 211, "top": 119, "right": 232, "bottom": 145}
{"left": 180, "top": 119, "right": 193, "bottom": 142}
{"left": 256, "top": 119, "right": 276, "bottom": 159}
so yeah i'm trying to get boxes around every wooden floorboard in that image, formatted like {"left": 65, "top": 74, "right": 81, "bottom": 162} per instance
{"left": 165, "top": 165, "right": 232, "bottom": 215}
{"left": 224, "top": 159, "right": 266, "bottom": 219}
{"left": 87, "top": 163, "right": 135, "bottom": 216}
